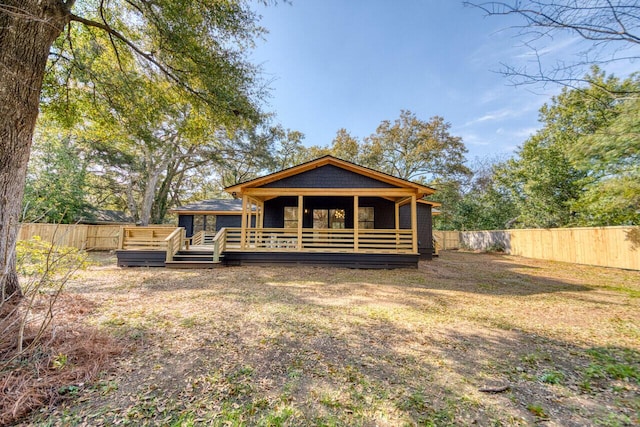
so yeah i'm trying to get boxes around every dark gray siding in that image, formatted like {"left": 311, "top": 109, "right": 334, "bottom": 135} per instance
{"left": 178, "top": 215, "right": 194, "bottom": 237}
{"left": 400, "top": 203, "right": 433, "bottom": 258}
{"left": 179, "top": 214, "right": 253, "bottom": 235}
{"left": 359, "top": 197, "right": 395, "bottom": 229}
{"left": 224, "top": 251, "right": 419, "bottom": 269}
{"left": 116, "top": 250, "right": 166, "bottom": 267}
{"left": 216, "top": 215, "right": 242, "bottom": 230}
{"left": 261, "top": 164, "right": 398, "bottom": 189}
{"left": 264, "top": 196, "right": 298, "bottom": 228}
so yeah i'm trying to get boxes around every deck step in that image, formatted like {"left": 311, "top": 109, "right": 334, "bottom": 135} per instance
{"left": 176, "top": 251, "right": 215, "bottom": 256}
{"left": 165, "top": 260, "right": 225, "bottom": 269}
{"left": 173, "top": 254, "right": 216, "bottom": 259}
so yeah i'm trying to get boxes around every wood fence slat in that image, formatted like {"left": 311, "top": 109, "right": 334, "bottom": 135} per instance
{"left": 18, "top": 223, "right": 133, "bottom": 250}
{"left": 458, "top": 226, "right": 639, "bottom": 270}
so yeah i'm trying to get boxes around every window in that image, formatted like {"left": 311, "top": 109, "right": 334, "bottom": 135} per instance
{"left": 358, "top": 207, "right": 374, "bottom": 229}
{"left": 312, "top": 209, "right": 345, "bottom": 229}
{"left": 312, "top": 209, "right": 328, "bottom": 229}
{"left": 284, "top": 207, "right": 298, "bottom": 228}
{"left": 330, "top": 209, "right": 345, "bottom": 229}
{"left": 193, "top": 215, "right": 216, "bottom": 233}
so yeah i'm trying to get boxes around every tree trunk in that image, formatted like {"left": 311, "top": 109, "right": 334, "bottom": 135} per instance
{"left": 0, "top": 1, "right": 68, "bottom": 300}
{"left": 139, "top": 160, "right": 169, "bottom": 226}
{"left": 152, "top": 160, "right": 178, "bottom": 224}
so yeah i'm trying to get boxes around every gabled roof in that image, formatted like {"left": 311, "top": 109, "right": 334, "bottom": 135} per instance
{"left": 78, "top": 208, "right": 134, "bottom": 224}
{"left": 171, "top": 198, "right": 250, "bottom": 214}
{"left": 225, "top": 155, "right": 436, "bottom": 196}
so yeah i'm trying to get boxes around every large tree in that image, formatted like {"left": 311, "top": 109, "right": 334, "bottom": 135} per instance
{"left": 434, "top": 156, "right": 518, "bottom": 231}
{"left": 0, "top": 0, "right": 264, "bottom": 299}
{"left": 496, "top": 68, "right": 640, "bottom": 227}
{"left": 364, "top": 110, "right": 470, "bottom": 182}
{"left": 212, "top": 125, "right": 304, "bottom": 188}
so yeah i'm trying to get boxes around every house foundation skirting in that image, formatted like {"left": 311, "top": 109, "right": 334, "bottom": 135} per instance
{"left": 116, "top": 250, "right": 167, "bottom": 267}
{"left": 223, "top": 251, "right": 420, "bottom": 269}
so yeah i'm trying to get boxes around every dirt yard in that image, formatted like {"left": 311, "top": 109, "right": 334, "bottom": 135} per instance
{"left": 22, "top": 251, "right": 639, "bottom": 426}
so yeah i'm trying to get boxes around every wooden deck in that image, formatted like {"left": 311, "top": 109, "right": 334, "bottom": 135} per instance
{"left": 116, "top": 226, "right": 424, "bottom": 269}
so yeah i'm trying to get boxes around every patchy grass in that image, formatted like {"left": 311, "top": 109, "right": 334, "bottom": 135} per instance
{"left": 18, "top": 250, "right": 640, "bottom": 426}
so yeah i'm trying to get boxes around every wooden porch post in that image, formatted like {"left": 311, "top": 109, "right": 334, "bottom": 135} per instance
{"left": 411, "top": 194, "right": 418, "bottom": 254}
{"left": 353, "top": 195, "right": 359, "bottom": 252}
{"left": 395, "top": 201, "right": 400, "bottom": 249}
{"left": 395, "top": 201, "right": 400, "bottom": 229}
{"left": 241, "top": 194, "right": 247, "bottom": 249}
{"left": 297, "top": 195, "right": 303, "bottom": 250}
{"left": 258, "top": 200, "right": 264, "bottom": 228}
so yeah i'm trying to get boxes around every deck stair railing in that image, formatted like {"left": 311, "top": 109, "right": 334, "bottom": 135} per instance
{"left": 164, "top": 227, "right": 187, "bottom": 262}
{"left": 191, "top": 230, "right": 217, "bottom": 246}
{"left": 211, "top": 228, "right": 228, "bottom": 262}
{"left": 191, "top": 230, "right": 204, "bottom": 246}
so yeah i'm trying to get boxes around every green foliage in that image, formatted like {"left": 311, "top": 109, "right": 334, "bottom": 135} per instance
{"left": 538, "top": 370, "right": 565, "bottom": 384}
{"left": 329, "top": 128, "right": 363, "bottom": 164}
{"left": 526, "top": 403, "right": 547, "bottom": 418}
{"left": 16, "top": 236, "right": 88, "bottom": 278}
{"left": 213, "top": 125, "right": 307, "bottom": 188}
{"left": 52, "top": 353, "right": 69, "bottom": 370}
{"left": 36, "top": 0, "right": 270, "bottom": 225}
{"left": 496, "top": 67, "right": 640, "bottom": 228}
{"left": 23, "top": 134, "right": 90, "bottom": 224}
{"left": 496, "top": 137, "right": 586, "bottom": 228}
{"left": 64, "top": 0, "right": 264, "bottom": 123}
{"left": 570, "top": 94, "right": 640, "bottom": 225}
{"left": 365, "top": 110, "right": 470, "bottom": 182}
{"left": 432, "top": 157, "right": 518, "bottom": 230}
{"left": 584, "top": 348, "right": 640, "bottom": 383}
{"left": 299, "top": 111, "right": 470, "bottom": 185}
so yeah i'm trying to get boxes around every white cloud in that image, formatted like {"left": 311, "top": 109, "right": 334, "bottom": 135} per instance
{"left": 513, "top": 36, "right": 582, "bottom": 59}
{"left": 462, "top": 109, "right": 515, "bottom": 127}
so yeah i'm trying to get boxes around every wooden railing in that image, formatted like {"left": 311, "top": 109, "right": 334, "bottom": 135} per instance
{"left": 118, "top": 226, "right": 187, "bottom": 262}
{"left": 212, "top": 228, "right": 227, "bottom": 262}
{"left": 118, "top": 226, "right": 179, "bottom": 250}
{"left": 191, "top": 230, "right": 203, "bottom": 246}
{"left": 191, "top": 230, "right": 217, "bottom": 246}
{"left": 223, "top": 227, "right": 415, "bottom": 254}
{"left": 164, "top": 227, "right": 186, "bottom": 262}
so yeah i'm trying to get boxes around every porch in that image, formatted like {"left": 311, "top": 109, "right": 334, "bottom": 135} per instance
{"left": 118, "top": 156, "right": 437, "bottom": 269}
{"left": 115, "top": 225, "right": 420, "bottom": 268}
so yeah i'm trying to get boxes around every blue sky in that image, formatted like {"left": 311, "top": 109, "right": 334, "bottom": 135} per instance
{"left": 250, "top": 1, "right": 638, "bottom": 162}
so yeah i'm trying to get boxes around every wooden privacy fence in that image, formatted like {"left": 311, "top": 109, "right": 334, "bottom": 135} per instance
{"left": 18, "top": 223, "right": 128, "bottom": 250}
{"left": 18, "top": 223, "right": 640, "bottom": 270}
{"left": 459, "top": 226, "right": 640, "bottom": 271}
{"left": 433, "top": 231, "right": 461, "bottom": 250}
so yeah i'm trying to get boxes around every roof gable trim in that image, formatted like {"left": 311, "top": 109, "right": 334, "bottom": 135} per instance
{"left": 225, "top": 156, "right": 435, "bottom": 195}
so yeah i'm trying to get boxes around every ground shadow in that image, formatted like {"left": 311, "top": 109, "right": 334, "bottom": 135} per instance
{"left": 36, "top": 266, "right": 640, "bottom": 425}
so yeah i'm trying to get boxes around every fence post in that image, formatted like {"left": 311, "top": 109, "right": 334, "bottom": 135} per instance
{"left": 118, "top": 226, "right": 125, "bottom": 250}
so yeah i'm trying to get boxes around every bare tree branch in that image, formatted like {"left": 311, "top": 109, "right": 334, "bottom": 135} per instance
{"left": 465, "top": 1, "right": 640, "bottom": 91}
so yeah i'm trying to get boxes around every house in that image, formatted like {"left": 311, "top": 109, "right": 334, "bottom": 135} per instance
{"left": 116, "top": 156, "right": 440, "bottom": 268}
